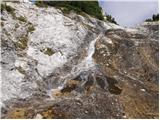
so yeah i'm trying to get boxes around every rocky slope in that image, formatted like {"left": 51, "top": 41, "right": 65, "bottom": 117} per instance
{"left": 1, "top": 1, "right": 159, "bottom": 119}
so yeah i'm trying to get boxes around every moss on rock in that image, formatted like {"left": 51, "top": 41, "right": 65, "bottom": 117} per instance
{"left": 43, "top": 48, "right": 55, "bottom": 56}
{"left": 16, "top": 66, "right": 26, "bottom": 74}
{"left": 27, "top": 25, "right": 35, "bottom": 33}
{"left": 15, "top": 36, "right": 28, "bottom": 50}
{"left": 1, "top": 3, "right": 16, "bottom": 19}
{"left": 17, "top": 16, "right": 27, "bottom": 23}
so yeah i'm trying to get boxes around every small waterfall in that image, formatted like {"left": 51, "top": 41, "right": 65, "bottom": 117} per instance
{"left": 78, "top": 33, "right": 103, "bottom": 70}
{"left": 85, "top": 33, "right": 102, "bottom": 68}
{"left": 47, "top": 33, "right": 103, "bottom": 99}
{"left": 68, "top": 33, "right": 103, "bottom": 77}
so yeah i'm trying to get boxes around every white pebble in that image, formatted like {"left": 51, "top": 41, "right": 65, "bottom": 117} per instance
{"left": 140, "top": 89, "right": 146, "bottom": 92}
{"left": 34, "top": 114, "right": 43, "bottom": 119}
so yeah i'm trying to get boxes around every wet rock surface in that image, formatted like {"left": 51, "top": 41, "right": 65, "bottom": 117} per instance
{"left": 1, "top": 1, "right": 159, "bottom": 119}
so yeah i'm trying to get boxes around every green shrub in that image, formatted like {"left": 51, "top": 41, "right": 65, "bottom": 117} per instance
{"left": 105, "top": 14, "right": 118, "bottom": 25}
{"left": 1, "top": 3, "right": 16, "bottom": 18}
{"left": 16, "top": 66, "right": 26, "bottom": 74}
{"left": 60, "top": 4, "right": 81, "bottom": 14}
{"left": 17, "top": 16, "right": 27, "bottom": 22}
{"left": 1, "top": 3, "right": 15, "bottom": 13}
{"left": 35, "top": 1, "right": 104, "bottom": 20}
{"left": 15, "top": 36, "right": 28, "bottom": 50}
{"left": 27, "top": 25, "right": 35, "bottom": 33}
{"left": 42, "top": 48, "right": 55, "bottom": 56}
{"left": 1, "top": 21, "right": 4, "bottom": 27}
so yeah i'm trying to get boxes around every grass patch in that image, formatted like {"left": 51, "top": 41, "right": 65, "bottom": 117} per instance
{"left": 27, "top": 25, "right": 35, "bottom": 33}
{"left": 15, "top": 36, "right": 28, "bottom": 50}
{"left": 1, "top": 3, "right": 15, "bottom": 13}
{"left": 1, "top": 3, "right": 16, "bottom": 19}
{"left": 17, "top": 16, "right": 27, "bottom": 23}
{"left": 16, "top": 66, "right": 26, "bottom": 74}
{"left": 42, "top": 48, "right": 55, "bottom": 56}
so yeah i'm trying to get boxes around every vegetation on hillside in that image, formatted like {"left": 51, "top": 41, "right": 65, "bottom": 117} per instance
{"left": 1, "top": 3, "right": 15, "bottom": 13}
{"left": 35, "top": 1, "right": 104, "bottom": 20}
{"left": 1, "top": 3, "right": 16, "bottom": 18}
{"left": 105, "top": 14, "right": 118, "bottom": 25}
{"left": 145, "top": 14, "right": 159, "bottom": 22}
{"left": 1, "top": 1, "right": 118, "bottom": 24}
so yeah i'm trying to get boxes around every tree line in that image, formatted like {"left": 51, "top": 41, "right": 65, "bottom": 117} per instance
{"left": 145, "top": 14, "right": 159, "bottom": 22}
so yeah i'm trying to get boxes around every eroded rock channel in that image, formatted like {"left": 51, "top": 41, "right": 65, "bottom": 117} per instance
{"left": 1, "top": 1, "right": 159, "bottom": 119}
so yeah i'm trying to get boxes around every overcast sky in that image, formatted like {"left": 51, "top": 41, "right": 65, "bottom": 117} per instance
{"left": 99, "top": 0, "right": 159, "bottom": 27}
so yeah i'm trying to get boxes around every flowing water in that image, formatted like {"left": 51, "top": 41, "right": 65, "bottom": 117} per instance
{"left": 47, "top": 33, "right": 103, "bottom": 99}
{"left": 70, "top": 33, "right": 103, "bottom": 75}
{"left": 85, "top": 33, "right": 103, "bottom": 68}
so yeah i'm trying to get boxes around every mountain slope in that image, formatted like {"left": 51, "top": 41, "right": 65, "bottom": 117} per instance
{"left": 1, "top": 1, "right": 159, "bottom": 119}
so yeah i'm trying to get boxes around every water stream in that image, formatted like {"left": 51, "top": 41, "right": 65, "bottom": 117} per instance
{"left": 47, "top": 33, "right": 103, "bottom": 99}
{"left": 71, "top": 33, "right": 103, "bottom": 74}
{"left": 85, "top": 33, "right": 103, "bottom": 67}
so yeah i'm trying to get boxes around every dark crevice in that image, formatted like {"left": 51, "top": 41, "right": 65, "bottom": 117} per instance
{"left": 105, "top": 76, "right": 122, "bottom": 95}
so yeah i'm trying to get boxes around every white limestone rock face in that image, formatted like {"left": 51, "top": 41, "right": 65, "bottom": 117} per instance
{"left": 1, "top": 2, "right": 120, "bottom": 102}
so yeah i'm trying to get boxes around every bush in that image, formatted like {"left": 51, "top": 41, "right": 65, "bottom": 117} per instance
{"left": 1, "top": 3, "right": 15, "bottom": 13}
{"left": 15, "top": 36, "right": 28, "bottom": 50}
{"left": 27, "top": 25, "right": 35, "bottom": 33}
{"left": 17, "top": 16, "right": 27, "bottom": 22}
{"left": 42, "top": 48, "right": 55, "bottom": 56}
{"left": 1, "top": 3, "right": 16, "bottom": 18}
{"left": 35, "top": 1, "right": 104, "bottom": 20}
{"left": 16, "top": 66, "right": 26, "bottom": 74}
{"left": 105, "top": 14, "right": 118, "bottom": 25}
